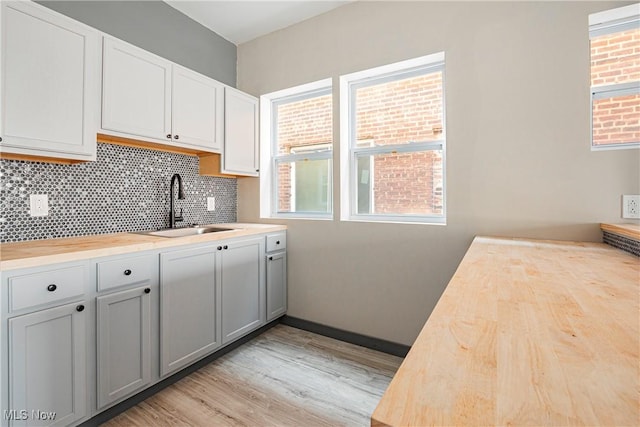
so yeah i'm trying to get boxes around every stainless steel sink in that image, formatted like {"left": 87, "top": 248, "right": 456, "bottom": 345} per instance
{"left": 138, "top": 226, "right": 235, "bottom": 238}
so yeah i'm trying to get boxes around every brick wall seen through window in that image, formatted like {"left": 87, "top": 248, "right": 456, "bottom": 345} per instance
{"left": 354, "top": 72, "right": 443, "bottom": 215}
{"left": 340, "top": 53, "right": 446, "bottom": 223}
{"left": 276, "top": 94, "right": 332, "bottom": 213}
{"left": 590, "top": 21, "right": 640, "bottom": 148}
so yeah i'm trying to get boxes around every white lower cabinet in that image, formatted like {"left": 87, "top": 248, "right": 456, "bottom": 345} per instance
{"left": 94, "top": 252, "right": 158, "bottom": 409}
{"left": 266, "top": 251, "right": 287, "bottom": 321}
{"left": 160, "top": 246, "right": 221, "bottom": 377}
{"left": 0, "top": 231, "right": 286, "bottom": 426}
{"left": 8, "top": 301, "right": 87, "bottom": 427}
{"left": 220, "top": 237, "right": 266, "bottom": 344}
{"left": 1, "top": 261, "right": 90, "bottom": 427}
{"left": 266, "top": 232, "right": 287, "bottom": 322}
{"left": 96, "top": 286, "right": 152, "bottom": 409}
{"left": 159, "top": 236, "right": 267, "bottom": 375}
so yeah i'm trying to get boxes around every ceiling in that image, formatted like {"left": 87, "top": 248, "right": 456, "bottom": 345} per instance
{"left": 164, "top": 1, "right": 352, "bottom": 45}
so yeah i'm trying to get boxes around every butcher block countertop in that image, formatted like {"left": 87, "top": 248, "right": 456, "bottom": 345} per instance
{"left": 372, "top": 236, "right": 639, "bottom": 427}
{"left": 0, "top": 223, "right": 286, "bottom": 271}
{"left": 601, "top": 222, "right": 640, "bottom": 241}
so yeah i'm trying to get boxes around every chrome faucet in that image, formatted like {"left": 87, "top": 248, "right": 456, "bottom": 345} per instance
{"left": 169, "top": 173, "right": 185, "bottom": 228}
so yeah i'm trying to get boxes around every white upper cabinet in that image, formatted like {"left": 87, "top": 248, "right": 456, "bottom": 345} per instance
{"left": 223, "top": 87, "right": 259, "bottom": 176}
{"left": 102, "top": 38, "right": 172, "bottom": 142}
{"left": 0, "top": 1, "right": 100, "bottom": 162}
{"left": 172, "top": 65, "right": 224, "bottom": 151}
{"left": 102, "top": 38, "right": 224, "bottom": 153}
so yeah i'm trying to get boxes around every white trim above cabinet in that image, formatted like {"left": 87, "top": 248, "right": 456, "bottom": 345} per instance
{"left": 0, "top": 1, "right": 100, "bottom": 163}
{"left": 222, "top": 87, "right": 259, "bottom": 176}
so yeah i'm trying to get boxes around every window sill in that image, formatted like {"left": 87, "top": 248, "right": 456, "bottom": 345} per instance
{"left": 262, "top": 214, "right": 334, "bottom": 221}
{"left": 340, "top": 216, "right": 447, "bottom": 226}
{"left": 591, "top": 143, "right": 640, "bottom": 151}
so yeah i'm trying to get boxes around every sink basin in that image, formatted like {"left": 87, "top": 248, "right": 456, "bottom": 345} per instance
{"left": 140, "top": 226, "right": 235, "bottom": 238}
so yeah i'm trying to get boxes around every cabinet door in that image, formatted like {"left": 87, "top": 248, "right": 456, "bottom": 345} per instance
{"left": 102, "top": 37, "right": 171, "bottom": 142}
{"left": 220, "top": 237, "right": 265, "bottom": 344}
{"left": 222, "top": 88, "right": 259, "bottom": 176}
{"left": 172, "top": 65, "right": 224, "bottom": 152}
{"left": 96, "top": 286, "right": 151, "bottom": 409}
{"left": 8, "top": 302, "right": 87, "bottom": 427}
{"left": 0, "top": 1, "right": 99, "bottom": 160}
{"left": 160, "top": 247, "right": 221, "bottom": 377}
{"left": 266, "top": 251, "right": 287, "bottom": 321}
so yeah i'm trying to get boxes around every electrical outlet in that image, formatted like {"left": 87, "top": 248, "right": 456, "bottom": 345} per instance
{"left": 622, "top": 195, "right": 640, "bottom": 219}
{"left": 29, "top": 194, "right": 49, "bottom": 217}
{"left": 207, "top": 197, "right": 215, "bottom": 211}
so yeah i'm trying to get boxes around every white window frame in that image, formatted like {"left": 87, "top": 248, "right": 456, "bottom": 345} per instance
{"left": 589, "top": 4, "right": 640, "bottom": 151}
{"left": 260, "top": 78, "right": 333, "bottom": 219}
{"left": 339, "top": 52, "right": 446, "bottom": 224}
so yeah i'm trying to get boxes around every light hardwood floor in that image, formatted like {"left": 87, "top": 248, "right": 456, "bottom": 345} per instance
{"left": 103, "top": 325, "right": 403, "bottom": 427}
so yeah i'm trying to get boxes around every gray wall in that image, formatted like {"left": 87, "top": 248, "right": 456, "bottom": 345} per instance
{"left": 237, "top": 1, "right": 640, "bottom": 345}
{"left": 37, "top": 0, "right": 236, "bottom": 86}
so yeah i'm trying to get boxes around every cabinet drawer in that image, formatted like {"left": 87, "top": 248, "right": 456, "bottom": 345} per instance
{"left": 8, "top": 265, "right": 86, "bottom": 312}
{"left": 266, "top": 233, "right": 286, "bottom": 252}
{"left": 97, "top": 254, "right": 155, "bottom": 291}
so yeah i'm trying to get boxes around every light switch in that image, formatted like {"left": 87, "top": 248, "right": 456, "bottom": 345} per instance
{"left": 207, "top": 197, "right": 215, "bottom": 211}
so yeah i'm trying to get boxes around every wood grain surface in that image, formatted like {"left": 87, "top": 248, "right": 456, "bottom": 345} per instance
{"left": 198, "top": 154, "right": 237, "bottom": 178}
{"left": 0, "top": 223, "right": 286, "bottom": 271}
{"left": 372, "top": 236, "right": 640, "bottom": 427}
{"left": 103, "top": 325, "right": 403, "bottom": 427}
{"left": 97, "top": 134, "right": 209, "bottom": 157}
{"left": 0, "top": 152, "right": 84, "bottom": 164}
{"left": 601, "top": 222, "right": 640, "bottom": 241}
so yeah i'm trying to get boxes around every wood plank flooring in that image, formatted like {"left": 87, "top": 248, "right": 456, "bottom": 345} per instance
{"left": 103, "top": 325, "right": 404, "bottom": 427}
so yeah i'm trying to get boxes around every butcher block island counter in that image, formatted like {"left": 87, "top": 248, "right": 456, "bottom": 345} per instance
{"left": 372, "top": 236, "right": 639, "bottom": 426}
{"left": 0, "top": 223, "right": 286, "bottom": 270}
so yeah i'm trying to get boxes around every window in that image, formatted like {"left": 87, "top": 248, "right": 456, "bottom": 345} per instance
{"left": 260, "top": 79, "right": 333, "bottom": 218}
{"left": 339, "top": 53, "right": 446, "bottom": 224}
{"left": 589, "top": 4, "right": 640, "bottom": 150}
